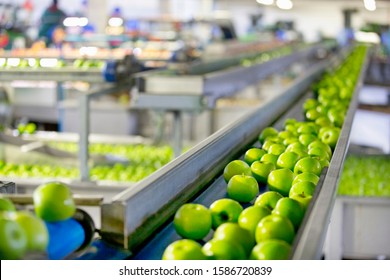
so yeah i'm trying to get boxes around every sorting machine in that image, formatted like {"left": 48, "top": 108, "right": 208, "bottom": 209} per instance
{"left": 1, "top": 40, "right": 358, "bottom": 260}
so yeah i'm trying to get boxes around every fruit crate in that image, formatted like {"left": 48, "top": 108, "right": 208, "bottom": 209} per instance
{"left": 325, "top": 196, "right": 390, "bottom": 260}
{"left": 325, "top": 153, "right": 390, "bottom": 259}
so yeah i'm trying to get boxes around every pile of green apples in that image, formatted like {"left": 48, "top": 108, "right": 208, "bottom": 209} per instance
{"left": 73, "top": 59, "right": 105, "bottom": 69}
{"left": 0, "top": 181, "right": 76, "bottom": 259}
{"left": 240, "top": 46, "right": 293, "bottom": 67}
{"left": 338, "top": 155, "right": 390, "bottom": 197}
{"left": 0, "top": 143, "right": 173, "bottom": 183}
{"left": 161, "top": 46, "right": 367, "bottom": 260}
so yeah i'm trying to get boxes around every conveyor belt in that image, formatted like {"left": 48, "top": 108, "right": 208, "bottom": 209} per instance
{"left": 99, "top": 50, "right": 343, "bottom": 253}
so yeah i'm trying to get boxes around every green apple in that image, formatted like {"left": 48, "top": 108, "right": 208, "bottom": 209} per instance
{"left": 262, "top": 140, "right": 277, "bottom": 152}
{"left": 278, "top": 130, "right": 295, "bottom": 140}
{"left": 25, "top": 123, "right": 37, "bottom": 134}
{"left": 259, "top": 127, "right": 278, "bottom": 144}
{"left": 308, "top": 140, "right": 332, "bottom": 158}
{"left": 289, "top": 180, "right": 316, "bottom": 196}
{"left": 250, "top": 239, "right": 291, "bottom": 260}
{"left": 0, "top": 197, "right": 16, "bottom": 212}
{"left": 238, "top": 205, "right": 271, "bottom": 238}
{"left": 162, "top": 239, "right": 207, "bottom": 260}
{"left": 315, "top": 116, "right": 333, "bottom": 128}
{"left": 320, "top": 127, "right": 340, "bottom": 149}
{"left": 283, "top": 137, "right": 298, "bottom": 146}
{"left": 260, "top": 153, "right": 278, "bottom": 166}
{"left": 213, "top": 222, "right": 255, "bottom": 256}
{"left": 255, "top": 214, "right": 295, "bottom": 244}
{"left": 33, "top": 181, "right": 76, "bottom": 222}
{"left": 272, "top": 197, "right": 305, "bottom": 231}
{"left": 305, "top": 108, "right": 322, "bottom": 121}
{"left": 174, "top": 203, "right": 212, "bottom": 240}
{"left": 285, "top": 123, "right": 298, "bottom": 134}
{"left": 251, "top": 161, "right": 275, "bottom": 184}
{"left": 12, "top": 211, "right": 49, "bottom": 252}
{"left": 284, "top": 118, "right": 298, "bottom": 127}
{"left": 291, "top": 176, "right": 318, "bottom": 190}
{"left": 244, "top": 148, "right": 266, "bottom": 165}
{"left": 316, "top": 104, "right": 328, "bottom": 115}
{"left": 255, "top": 191, "right": 283, "bottom": 211}
{"left": 308, "top": 146, "right": 330, "bottom": 161}
{"left": 268, "top": 143, "right": 286, "bottom": 156}
{"left": 227, "top": 175, "right": 259, "bottom": 203}
{"left": 294, "top": 157, "right": 322, "bottom": 176}
{"left": 276, "top": 151, "right": 300, "bottom": 170}
{"left": 209, "top": 198, "right": 243, "bottom": 229}
{"left": 290, "top": 192, "right": 312, "bottom": 211}
{"left": 303, "top": 98, "right": 318, "bottom": 112}
{"left": 327, "top": 108, "right": 345, "bottom": 128}
{"left": 202, "top": 238, "right": 246, "bottom": 260}
{"left": 286, "top": 142, "right": 308, "bottom": 158}
{"left": 267, "top": 168, "right": 295, "bottom": 197}
{"left": 0, "top": 216, "right": 27, "bottom": 259}
{"left": 298, "top": 133, "right": 317, "bottom": 146}
{"left": 319, "top": 158, "right": 330, "bottom": 168}
{"left": 297, "top": 122, "right": 317, "bottom": 135}
{"left": 223, "top": 160, "right": 251, "bottom": 183}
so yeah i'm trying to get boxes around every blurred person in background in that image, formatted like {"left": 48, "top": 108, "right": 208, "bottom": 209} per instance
{"left": 38, "top": 0, "right": 66, "bottom": 45}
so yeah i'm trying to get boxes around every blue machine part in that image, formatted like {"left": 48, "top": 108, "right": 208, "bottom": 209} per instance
{"left": 45, "top": 218, "right": 85, "bottom": 260}
{"left": 102, "top": 60, "right": 117, "bottom": 82}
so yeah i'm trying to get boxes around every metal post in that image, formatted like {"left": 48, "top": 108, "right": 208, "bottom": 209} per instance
{"left": 57, "top": 82, "right": 65, "bottom": 132}
{"left": 79, "top": 94, "right": 90, "bottom": 181}
{"left": 172, "top": 110, "right": 182, "bottom": 158}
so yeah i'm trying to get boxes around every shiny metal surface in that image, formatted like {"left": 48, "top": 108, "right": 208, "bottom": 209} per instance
{"left": 0, "top": 68, "right": 104, "bottom": 83}
{"left": 1, "top": 193, "right": 104, "bottom": 206}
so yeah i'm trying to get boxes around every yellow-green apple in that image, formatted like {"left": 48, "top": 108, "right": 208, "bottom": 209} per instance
{"left": 251, "top": 161, "right": 275, "bottom": 184}
{"left": 213, "top": 222, "right": 255, "bottom": 256}
{"left": 267, "top": 168, "right": 295, "bottom": 197}
{"left": 238, "top": 205, "right": 271, "bottom": 238}
{"left": 255, "top": 214, "right": 295, "bottom": 244}
{"left": 250, "top": 239, "right": 291, "bottom": 260}
{"left": 33, "top": 181, "right": 76, "bottom": 222}
{"left": 276, "top": 151, "right": 300, "bottom": 170}
{"left": 202, "top": 238, "right": 246, "bottom": 260}
{"left": 244, "top": 148, "right": 266, "bottom": 165}
{"left": 162, "top": 239, "right": 207, "bottom": 260}
{"left": 255, "top": 191, "right": 284, "bottom": 211}
{"left": 294, "top": 157, "right": 322, "bottom": 176}
{"left": 227, "top": 175, "right": 259, "bottom": 203}
{"left": 223, "top": 160, "right": 251, "bottom": 183}
{"left": 174, "top": 203, "right": 212, "bottom": 240}
{"left": 209, "top": 198, "right": 243, "bottom": 229}
{"left": 272, "top": 197, "right": 305, "bottom": 231}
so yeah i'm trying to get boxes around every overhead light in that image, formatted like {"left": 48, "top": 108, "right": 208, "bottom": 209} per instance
{"left": 79, "top": 46, "right": 98, "bottom": 56}
{"left": 39, "top": 58, "right": 58, "bottom": 68}
{"left": 7, "top": 58, "right": 20, "bottom": 67}
{"left": 276, "top": 0, "right": 293, "bottom": 10}
{"left": 354, "top": 31, "right": 380, "bottom": 43}
{"left": 256, "top": 0, "right": 274, "bottom": 5}
{"left": 364, "top": 0, "right": 376, "bottom": 11}
{"left": 28, "top": 58, "right": 37, "bottom": 67}
{"left": 108, "top": 17, "right": 124, "bottom": 27}
{"left": 63, "top": 17, "right": 89, "bottom": 27}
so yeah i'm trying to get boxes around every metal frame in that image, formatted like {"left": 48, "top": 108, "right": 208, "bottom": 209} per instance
{"left": 0, "top": 68, "right": 105, "bottom": 83}
{"left": 78, "top": 82, "right": 133, "bottom": 181}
